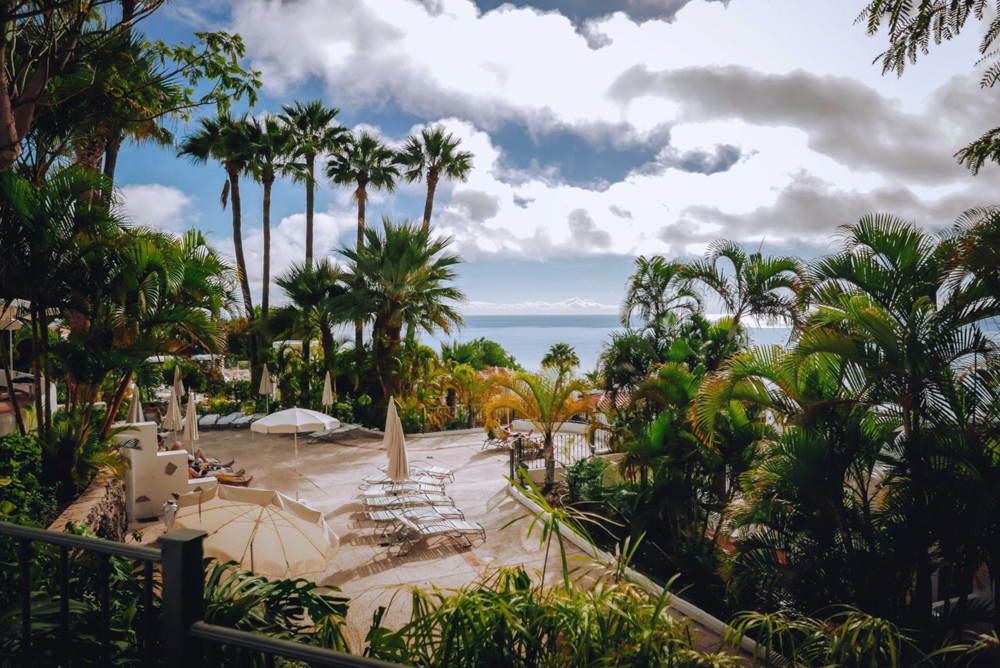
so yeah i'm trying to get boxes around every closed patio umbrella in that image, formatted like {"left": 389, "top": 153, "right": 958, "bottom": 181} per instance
{"left": 259, "top": 366, "right": 274, "bottom": 413}
{"left": 172, "top": 485, "right": 339, "bottom": 577}
{"left": 162, "top": 386, "right": 182, "bottom": 443}
{"left": 173, "top": 365, "right": 185, "bottom": 398}
{"left": 322, "top": 371, "right": 334, "bottom": 409}
{"left": 182, "top": 392, "right": 200, "bottom": 447}
{"left": 385, "top": 397, "right": 409, "bottom": 482}
{"left": 126, "top": 384, "right": 143, "bottom": 423}
{"left": 251, "top": 408, "right": 339, "bottom": 500}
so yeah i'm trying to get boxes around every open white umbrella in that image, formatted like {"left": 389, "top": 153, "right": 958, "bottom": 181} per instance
{"left": 182, "top": 392, "right": 200, "bottom": 447}
{"left": 259, "top": 366, "right": 274, "bottom": 413}
{"left": 162, "top": 386, "right": 183, "bottom": 442}
{"left": 126, "top": 384, "right": 143, "bottom": 423}
{"left": 173, "top": 365, "right": 185, "bottom": 398}
{"left": 251, "top": 408, "right": 339, "bottom": 500}
{"left": 385, "top": 397, "right": 409, "bottom": 482}
{"left": 321, "top": 371, "right": 334, "bottom": 409}
{"left": 172, "top": 485, "right": 339, "bottom": 577}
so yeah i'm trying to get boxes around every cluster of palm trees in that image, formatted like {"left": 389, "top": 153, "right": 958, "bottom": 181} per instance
{"left": 585, "top": 211, "right": 1000, "bottom": 650}
{"left": 178, "top": 103, "right": 474, "bottom": 389}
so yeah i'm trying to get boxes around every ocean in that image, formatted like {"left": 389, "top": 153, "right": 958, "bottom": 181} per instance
{"left": 421, "top": 314, "right": 793, "bottom": 371}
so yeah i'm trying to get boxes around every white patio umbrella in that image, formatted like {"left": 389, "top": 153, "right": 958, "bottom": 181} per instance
{"left": 173, "top": 365, "right": 185, "bottom": 398}
{"left": 162, "top": 386, "right": 183, "bottom": 442}
{"left": 321, "top": 371, "right": 334, "bottom": 409}
{"left": 172, "top": 485, "right": 339, "bottom": 577}
{"left": 126, "top": 384, "right": 143, "bottom": 423}
{"left": 385, "top": 397, "right": 409, "bottom": 482}
{"left": 251, "top": 408, "right": 339, "bottom": 500}
{"left": 182, "top": 392, "right": 200, "bottom": 447}
{"left": 258, "top": 366, "right": 274, "bottom": 413}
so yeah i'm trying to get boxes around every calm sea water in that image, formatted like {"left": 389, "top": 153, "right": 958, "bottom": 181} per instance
{"left": 422, "top": 315, "right": 793, "bottom": 371}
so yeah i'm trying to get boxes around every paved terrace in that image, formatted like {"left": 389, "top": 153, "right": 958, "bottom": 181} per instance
{"left": 131, "top": 427, "right": 727, "bottom": 652}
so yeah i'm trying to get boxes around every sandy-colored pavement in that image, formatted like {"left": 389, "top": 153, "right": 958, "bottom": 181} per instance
{"left": 132, "top": 426, "right": 728, "bottom": 653}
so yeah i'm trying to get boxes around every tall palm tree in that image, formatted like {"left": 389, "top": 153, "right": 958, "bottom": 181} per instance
{"left": 326, "top": 131, "right": 400, "bottom": 368}
{"left": 279, "top": 100, "right": 347, "bottom": 267}
{"left": 686, "top": 240, "right": 803, "bottom": 355}
{"left": 620, "top": 255, "right": 701, "bottom": 334}
{"left": 245, "top": 115, "right": 294, "bottom": 319}
{"left": 177, "top": 113, "right": 254, "bottom": 321}
{"left": 397, "top": 127, "right": 474, "bottom": 231}
{"left": 268, "top": 260, "right": 348, "bottom": 406}
{"left": 336, "top": 219, "right": 463, "bottom": 398}
{"left": 483, "top": 366, "right": 592, "bottom": 490}
{"left": 541, "top": 342, "right": 580, "bottom": 372}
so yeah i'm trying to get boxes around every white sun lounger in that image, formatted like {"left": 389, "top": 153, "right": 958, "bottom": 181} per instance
{"left": 360, "top": 506, "right": 465, "bottom": 525}
{"left": 216, "top": 412, "right": 244, "bottom": 428}
{"left": 359, "top": 482, "right": 445, "bottom": 496}
{"left": 198, "top": 414, "right": 220, "bottom": 428}
{"left": 362, "top": 474, "right": 444, "bottom": 487}
{"left": 233, "top": 412, "right": 265, "bottom": 427}
{"left": 378, "top": 460, "right": 454, "bottom": 481}
{"left": 361, "top": 494, "right": 455, "bottom": 509}
{"left": 387, "top": 516, "right": 486, "bottom": 556}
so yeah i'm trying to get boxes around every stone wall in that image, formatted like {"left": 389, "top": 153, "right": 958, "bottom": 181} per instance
{"left": 47, "top": 474, "right": 128, "bottom": 542}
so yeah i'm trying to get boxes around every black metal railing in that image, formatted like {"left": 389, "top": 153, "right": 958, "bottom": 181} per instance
{"left": 509, "top": 430, "right": 613, "bottom": 475}
{"left": 0, "top": 521, "right": 394, "bottom": 667}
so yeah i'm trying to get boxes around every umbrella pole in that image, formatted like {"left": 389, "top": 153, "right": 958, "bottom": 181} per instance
{"left": 294, "top": 432, "right": 300, "bottom": 501}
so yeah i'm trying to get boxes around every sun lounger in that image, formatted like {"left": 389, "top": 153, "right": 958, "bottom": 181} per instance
{"left": 361, "top": 493, "right": 455, "bottom": 509}
{"left": 387, "top": 516, "right": 486, "bottom": 556}
{"left": 361, "top": 506, "right": 465, "bottom": 524}
{"left": 199, "top": 414, "right": 220, "bottom": 428}
{"left": 482, "top": 423, "right": 510, "bottom": 450}
{"left": 378, "top": 460, "right": 454, "bottom": 481}
{"left": 362, "top": 473, "right": 444, "bottom": 487}
{"left": 359, "top": 482, "right": 445, "bottom": 496}
{"left": 216, "top": 411, "right": 244, "bottom": 428}
{"left": 233, "top": 412, "right": 264, "bottom": 427}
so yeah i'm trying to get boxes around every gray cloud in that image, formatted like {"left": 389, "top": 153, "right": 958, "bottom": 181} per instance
{"left": 636, "top": 143, "right": 744, "bottom": 176}
{"left": 670, "top": 171, "right": 997, "bottom": 243}
{"left": 609, "top": 205, "right": 633, "bottom": 219}
{"left": 450, "top": 189, "right": 502, "bottom": 222}
{"left": 607, "top": 66, "right": 1000, "bottom": 185}
{"left": 476, "top": 0, "right": 730, "bottom": 26}
{"left": 567, "top": 208, "right": 613, "bottom": 248}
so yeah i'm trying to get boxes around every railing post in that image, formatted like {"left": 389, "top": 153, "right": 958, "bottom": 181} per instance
{"left": 160, "top": 529, "right": 206, "bottom": 668}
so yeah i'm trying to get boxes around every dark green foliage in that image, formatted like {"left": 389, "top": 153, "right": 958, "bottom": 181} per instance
{"left": 441, "top": 337, "right": 520, "bottom": 370}
{"left": 0, "top": 434, "right": 56, "bottom": 527}
{"left": 565, "top": 458, "right": 609, "bottom": 505}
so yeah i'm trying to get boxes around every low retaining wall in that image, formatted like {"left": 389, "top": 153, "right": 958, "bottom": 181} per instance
{"left": 47, "top": 474, "right": 128, "bottom": 542}
{"left": 506, "top": 484, "right": 757, "bottom": 656}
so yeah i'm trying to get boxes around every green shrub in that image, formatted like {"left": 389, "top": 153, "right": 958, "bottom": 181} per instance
{"left": 0, "top": 433, "right": 56, "bottom": 526}
{"left": 565, "top": 458, "right": 610, "bottom": 505}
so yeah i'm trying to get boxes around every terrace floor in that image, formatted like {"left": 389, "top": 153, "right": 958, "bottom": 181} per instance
{"left": 130, "top": 427, "right": 730, "bottom": 653}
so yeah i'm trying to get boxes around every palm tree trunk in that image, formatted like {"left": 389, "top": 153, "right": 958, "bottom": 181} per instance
{"left": 544, "top": 432, "right": 555, "bottom": 491}
{"left": 422, "top": 169, "right": 438, "bottom": 232}
{"left": 101, "top": 130, "right": 123, "bottom": 204}
{"left": 0, "top": 329, "right": 25, "bottom": 435}
{"left": 229, "top": 169, "right": 254, "bottom": 319}
{"left": 305, "top": 153, "right": 315, "bottom": 268}
{"left": 355, "top": 190, "right": 366, "bottom": 376}
{"left": 262, "top": 177, "right": 273, "bottom": 318}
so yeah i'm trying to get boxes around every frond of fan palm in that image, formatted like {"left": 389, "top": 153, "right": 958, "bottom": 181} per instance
{"left": 396, "top": 127, "right": 474, "bottom": 231}
{"left": 620, "top": 255, "right": 701, "bottom": 332}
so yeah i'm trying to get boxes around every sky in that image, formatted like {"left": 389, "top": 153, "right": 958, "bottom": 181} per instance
{"left": 117, "top": 0, "right": 1000, "bottom": 314}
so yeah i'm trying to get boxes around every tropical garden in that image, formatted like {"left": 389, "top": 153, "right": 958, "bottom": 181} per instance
{"left": 0, "top": 0, "right": 1000, "bottom": 665}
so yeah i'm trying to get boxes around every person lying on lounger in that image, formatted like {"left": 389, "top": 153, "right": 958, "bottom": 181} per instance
{"left": 188, "top": 462, "right": 246, "bottom": 479}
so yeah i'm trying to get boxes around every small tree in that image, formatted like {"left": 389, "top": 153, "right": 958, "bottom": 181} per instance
{"left": 483, "top": 367, "right": 592, "bottom": 491}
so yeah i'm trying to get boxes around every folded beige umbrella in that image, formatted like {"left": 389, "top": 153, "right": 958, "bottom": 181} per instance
{"left": 126, "top": 384, "right": 143, "bottom": 423}
{"left": 182, "top": 392, "right": 200, "bottom": 446}
{"left": 321, "top": 371, "right": 334, "bottom": 409}
{"left": 162, "top": 386, "right": 183, "bottom": 441}
{"left": 259, "top": 366, "right": 274, "bottom": 413}
{"left": 385, "top": 398, "right": 409, "bottom": 482}
{"left": 173, "top": 365, "right": 185, "bottom": 398}
{"left": 172, "top": 485, "right": 339, "bottom": 578}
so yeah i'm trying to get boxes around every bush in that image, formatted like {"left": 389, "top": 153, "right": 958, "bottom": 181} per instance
{"left": 0, "top": 433, "right": 56, "bottom": 526}
{"left": 565, "top": 458, "right": 610, "bottom": 505}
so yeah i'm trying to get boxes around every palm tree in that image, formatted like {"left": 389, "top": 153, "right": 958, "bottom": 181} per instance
{"left": 267, "top": 260, "right": 347, "bottom": 405}
{"left": 279, "top": 100, "right": 347, "bottom": 267}
{"left": 326, "top": 131, "right": 400, "bottom": 368}
{"left": 483, "top": 366, "right": 592, "bottom": 490}
{"left": 336, "top": 219, "right": 463, "bottom": 398}
{"left": 685, "top": 240, "right": 803, "bottom": 355}
{"left": 541, "top": 342, "right": 580, "bottom": 372}
{"left": 621, "top": 255, "right": 701, "bottom": 335}
{"left": 245, "top": 115, "right": 294, "bottom": 319}
{"left": 177, "top": 113, "right": 254, "bottom": 322}
{"left": 397, "top": 127, "right": 474, "bottom": 231}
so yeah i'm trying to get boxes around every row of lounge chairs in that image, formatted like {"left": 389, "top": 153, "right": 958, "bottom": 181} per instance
{"left": 354, "top": 461, "right": 486, "bottom": 556}
{"left": 198, "top": 412, "right": 266, "bottom": 429}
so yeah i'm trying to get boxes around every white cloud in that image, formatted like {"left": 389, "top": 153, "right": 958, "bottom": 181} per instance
{"left": 119, "top": 184, "right": 198, "bottom": 233}
{"left": 463, "top": 297, "right": 618, "bottom": 314}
